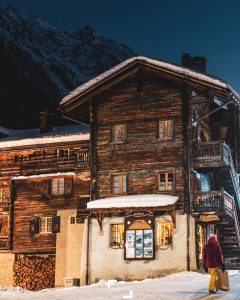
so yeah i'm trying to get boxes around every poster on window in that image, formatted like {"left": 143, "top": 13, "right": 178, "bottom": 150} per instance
{"left": 126, "top": 230, "right": 135, "bottom": 258}
{"left": 143, "top": 230, "right": 153, "bottom": 258}
{"left": 136, "top": 230, "right": 143, "bottom": 258}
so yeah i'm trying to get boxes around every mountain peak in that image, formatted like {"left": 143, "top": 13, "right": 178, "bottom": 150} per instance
{"left": 0, "top": 5, "right": 136, "bottom": 129}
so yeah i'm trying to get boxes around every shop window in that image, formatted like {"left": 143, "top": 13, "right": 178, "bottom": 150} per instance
{"left": 156, "top": 222, "right": 173, "bottom": 246}
{"left": 110, "top": 174, "right": 127, "bottom": 194}
{"left": 110, "top": 224, "right": 124, "bottom": 247}
{"left": 112, "top": 124, "right": 126, "bottom": 143}
{"left": 0, "top": 187, "right": 6, "bottom": 202}
{"left": 158, "top": 171, "right": 174, "bottom": 192}
{"left": 158, "top": 120, "right": 174, "bottom": 139}
{"left": 125, "top": 218, "right": 154, "bottom": 260}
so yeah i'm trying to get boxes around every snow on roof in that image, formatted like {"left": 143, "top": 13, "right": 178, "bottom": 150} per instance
{"left": 61, "top": 56, "right": 240, "bottom": 105}
{"left": 12, "top": 172, "right": 75, "bottom": 180}
{"left": 0, "top": 124, "right": 90, "bottom": 149}
{"left": 87, "top": 194, "right": 178, "bottom": 209}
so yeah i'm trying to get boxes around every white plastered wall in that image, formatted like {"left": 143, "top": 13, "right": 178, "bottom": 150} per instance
{"left": 85, "top": 213, "right": 196, "bottom": 283}
{"left": 55, "top": 209, "right": 84, "bottom": 286}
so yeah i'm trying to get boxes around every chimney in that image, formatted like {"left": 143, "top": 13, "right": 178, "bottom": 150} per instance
{"left": 39, "top": 110, "right": 52, "bottom": 134}
{"left": 181, "top": 53, "right": 207, "bottom": 73}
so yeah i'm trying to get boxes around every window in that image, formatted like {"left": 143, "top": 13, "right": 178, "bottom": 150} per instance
{"left": 110, "top": 224, "right": 124, "bottom": 247}
{"left": 51, "top": 178, "right": 64, "bottom": 195}
{"left": 0, "top": 188, "right": 6, "bottom": 202}
{"left": 112, "top": 124, "right": 126, "bottom": 143}
{"left": 156, "top": 222, "right": 173, "bottom": 246}
{"left": 159, "top": 172, "right": 174, "bottom": 192}
{"left": 40, "top": 217, "right": 52, "bottom": 233}
{"left": 158, "top": 120, "right": 174, "bottom": 139}
{"left": 125, "top": 218, "right": 154, "bottom": 260}
{"left": 56, "top": 149, "right": 71, "bottom": 158}
{"left": 111, "top": 175, "right": 127, "bottom": 194}
{"left": 70, "top": 216, "right": 76, "bottom": 224}
{"left": 29, "top": 216, "right": 60, "bottom": 234}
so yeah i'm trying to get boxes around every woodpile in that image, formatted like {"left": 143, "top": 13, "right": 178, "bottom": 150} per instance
{"left": 13, "top": 255, "right": 55, "bottom": 291}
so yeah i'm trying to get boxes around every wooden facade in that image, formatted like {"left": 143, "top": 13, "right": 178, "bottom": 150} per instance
{"left": 1, "top": 55, "right": 240, "bottom": 289}
{"left": 61, "top": 56, "right": 240, "bottom": 273}
{"left": 0, "top": 125, "right": 90, "bottom": 289}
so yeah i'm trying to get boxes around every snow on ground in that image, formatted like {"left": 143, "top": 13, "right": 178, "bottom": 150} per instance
{"left": 0, "top": 271, "right": 239, "bottom": 300}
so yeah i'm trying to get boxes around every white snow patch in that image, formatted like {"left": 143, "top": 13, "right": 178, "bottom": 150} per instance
{"left": 87, "top": 194, "right": 178, "bottom": 209}
{"left": 12, "top": 172, "right": 75, "bottom": 180}
{"left": 61, "top": 56, "right": 240, "bottom": 105}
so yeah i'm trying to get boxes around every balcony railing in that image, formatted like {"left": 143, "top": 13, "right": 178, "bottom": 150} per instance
{"left": 0, "top": 237, "right": 9, "bottom": 250}
{"left": 193, "top": 141, "right": 240, "bottom": 209}
{"left": 192, "top": 189, "right": 233, "bottom": 218}
{"left": 194, "top": 141, "right": 231, "bottom": 166}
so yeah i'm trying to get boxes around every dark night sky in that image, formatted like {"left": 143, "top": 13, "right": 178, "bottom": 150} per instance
{"left": 1, "top": 0, "right": 240, "bottom": 92}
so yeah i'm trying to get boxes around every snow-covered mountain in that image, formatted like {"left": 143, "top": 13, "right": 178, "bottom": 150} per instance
{"left": 0, "top": 5, "right": 136, "bottom": 128}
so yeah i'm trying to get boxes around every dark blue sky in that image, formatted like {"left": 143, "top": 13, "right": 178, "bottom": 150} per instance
{"left": 1, "top": 0, "right": 240, "bottom": 91}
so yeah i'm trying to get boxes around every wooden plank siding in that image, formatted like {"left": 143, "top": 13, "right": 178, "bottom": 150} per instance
{"left": 12, "top": 174, "right": 89, "bottom": 253}
{"left": 90, "top": 70, "right": 188, "bottom": 210}
{"left": 0, "top": 139, "right": 90, "bottom": 253}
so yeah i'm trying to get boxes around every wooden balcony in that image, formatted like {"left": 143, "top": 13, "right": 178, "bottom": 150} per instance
{"left": 192, "top": 189, "right": 234, "bottom": 218}
{"left": 0, "top": 237, "right": 9, "bottom": 250}
{"left": 193, "top": 141, "right": 231, "bottom": 169}
{"left": 193, "top": 141, "right": 240, "bottom": 209}
{"left": 0, "top": 151, "right": 90, "bottom": 176}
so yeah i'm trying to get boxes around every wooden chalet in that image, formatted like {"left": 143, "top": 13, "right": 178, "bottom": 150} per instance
{"left": 0, "top": 120, "right": 90, "bottom": 289}
{"left": 60, "top": 54, "right": 240, "bottom": 284}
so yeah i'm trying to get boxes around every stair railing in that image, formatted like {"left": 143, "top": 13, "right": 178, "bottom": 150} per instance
{"left": 221, "top": 143, "right": 240, "bottom": 209}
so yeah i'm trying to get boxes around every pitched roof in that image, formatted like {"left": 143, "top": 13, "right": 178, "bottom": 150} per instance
{"left": 0, "top": 124, "right": 90, "bottom": 149}
{"left": 60, "top": 56, "right": 240, "bottom": 107}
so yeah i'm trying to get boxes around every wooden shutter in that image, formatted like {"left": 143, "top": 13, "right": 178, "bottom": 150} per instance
{"left": 29, "top": 217, "right": 40, "bottom": 234}
{"left": 38, "top": 180, "right": 50, "bottom": 196}
{"left": 64, "top": 177, "right": 73, "bottom": 195}
{"left": 52, "top": 216, "right": 60, "bottom": 233}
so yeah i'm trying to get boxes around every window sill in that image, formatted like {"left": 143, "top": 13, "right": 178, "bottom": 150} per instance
{"left": 109, "top": 193, "right": 127, "bottom": 197}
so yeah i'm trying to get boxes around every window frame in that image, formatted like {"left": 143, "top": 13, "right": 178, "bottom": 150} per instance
{"left": 109, "top": 223, "right": 124, "bottom": 248}
{"left": 39, "top": 216, "right": 52, "bottom": 234}
{"left": 157, "top": 119, "right": 174, "bottom": 140}
{"left": 110, "top": 173, "right": 127, "bottom": 195}
{"left": 156, "top": 221, "right": 173, "bottom": 247}
{"left": 0, "top": 187, "right": 6, "bottom": 202}
{"left": 157, "top": 171, "right": 175, "bottom": 193}
{"left": 124, "top": 216, "right": 155, "bottom": 260}
{"left": 51, "top": 178, "right": 65, "bottom": 195}
{"left": 111, "top": 123, "right": 127, "bottom": 144}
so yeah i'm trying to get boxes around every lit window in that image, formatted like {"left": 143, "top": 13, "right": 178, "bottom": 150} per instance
{"left": 156, "top": 222, "right": 173, "bottom": 246}
{"left": 112, "top": 124, "right": 126, "bottom": 143}
{"left": 51, "top": 178, "right": 64, "bottom": 195}
{"left": 159, "top": 172, "right": 174, "bottom": 191}
{"left": 40, "top": 217, "right": 52, "bottom": 233}
{"left": 111, "top": 175, "right": 127, "bottom": 194}
{"left": 159, "top": 120, "right": 174, "bottom": 139}
{"left": 0, "top": 188, "right": 6, "bottom": 202}
{"left": 110, "top": 224, "right": 124, "bottom": 247}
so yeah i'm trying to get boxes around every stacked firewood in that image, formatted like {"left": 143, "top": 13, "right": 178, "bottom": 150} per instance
{"left": 13, "top": 255, "right": 55, "bottom": 291}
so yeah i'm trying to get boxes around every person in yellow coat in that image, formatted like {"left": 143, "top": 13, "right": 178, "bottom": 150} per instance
{"left": 203, "top": 235, "right": 225, "bottom": 294}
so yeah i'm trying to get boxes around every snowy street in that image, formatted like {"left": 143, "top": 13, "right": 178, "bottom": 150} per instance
{"left": 0, "top": 271, "right": 239, "bottom": 300}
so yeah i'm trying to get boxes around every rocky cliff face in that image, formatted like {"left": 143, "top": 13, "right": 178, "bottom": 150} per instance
{"left": 0, "top": 6, "right": 135, "bottom": 128}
